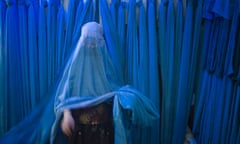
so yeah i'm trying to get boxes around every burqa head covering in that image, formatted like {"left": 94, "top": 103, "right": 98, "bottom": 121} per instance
{"left": 54, "top": 21, "right": 120, "bottom": 111}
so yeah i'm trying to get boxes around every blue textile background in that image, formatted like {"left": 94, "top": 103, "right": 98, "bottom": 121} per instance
{"left": 0, "top": 0, "right": 239, "bottom": 143}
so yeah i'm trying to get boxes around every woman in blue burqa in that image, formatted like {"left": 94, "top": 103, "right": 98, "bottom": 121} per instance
{"left": 0, "top": 22, "right": 159, "bottom": 144}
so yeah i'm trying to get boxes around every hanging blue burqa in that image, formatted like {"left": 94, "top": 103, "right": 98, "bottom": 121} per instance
{"left": 38, "top": 0, "right": 49, "bottom": 98}
{"left": 99, "top": 0, "right": 124, "bottom": 82}
{"left": 138, "top": 0, "right": 149, "bottom": 100}
{"left": 18, "top": 0, "right": 32, "bottom": 116}
{"left": 0, "top": 0, "right": 6, "bottom": 136}
{"left": 47, "top": 0, "right": 59, "bottom": 86}
{"left": 4, "top": 0, "right": 24, "bottom": 131}
{"left": 56, "top": 3, "right": 66, "bottom": 74}
{"left": 0, "top": 22, "right": 159, "bottom": 144}
{"left": 147, "top": 1, "right": 160, "bottom": 144}
{"left": 173, "top": 0, "right": 194, "bottom": 143}
{"left": 117, "top": 1, "right": 126, "bottom": 81}
{"left": 72, "top": 0, "right": 94, "bottom": 50}
{"left": 62, "top": 0, "right": 79, "bottom": 60}
{"left": 126, "top": 0, "right": 138, "bottom": 87}
{"left": 28, "top": 0, "right": 40, "bottom": 108}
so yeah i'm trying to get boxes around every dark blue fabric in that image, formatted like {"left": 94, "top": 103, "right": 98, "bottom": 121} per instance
{"left": 224, "top": 8, "right": 240, "bottom": 77}
{"left": 138, "top": 1, "right": 148, "bottom": 97}
{"left": 157, "top": 2, "right": 167, "bottom": 144}
{"left": 56, "top": 4, "right": 66, "bottom": 74}
{"left": 229, "top": 84, "right": 239, "bottom": 144}
{"left": 4, "top": 0, "right": 24, "bottom": 130}
{"left": 38, "top": 1, "right": 49, "bottom": 98}
{"left": 18, "top": 0, "right": 31, "bottom": 115}
{"left": 147, "top": 2, "right": 160, "bottom": 144}
{"left": 117, "top": 1, "right": 126, "bottom": 82}
{"left": 173, "top": 0, "right": 194, "bottom": 143}
{"left": 164, "top": 1, "right": 176, "bottom": 143}
{"left": 28, "top": 2, "right": 40, "bottom": 108}
{"left": 214, "top": 19, "right": 231, "bottom": 77}
{"left": 47, "top": 0, "right": 59, "bottom": 86}
{"left": 0, "top": 0, "right": 6, "bottom": 136}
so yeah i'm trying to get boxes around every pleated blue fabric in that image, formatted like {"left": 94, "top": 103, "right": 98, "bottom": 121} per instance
{"left": 99, "top": 0, "right": 124, "bottom": 83}
{"left": 56, "top": 3, "right": 66, "bottom": 73}
{"left": 126, "top": 0, "right": 138, "bottom": 88}
{"left": 4, "top": 0, "right": 23, "bottom": 130}
{"left": 138, "top": 1, "right": 149, "bottom": 97}
{"left": 47, "top": 0, "right": 59, "bottom": 86}
{"left": 110, "top": 0, "right": 118, "bottom": 27}
{"left": 72, "top": 0, "right": 95, "bottom": 50}
{"left": 117, "top": 1, "right": 126, "bottom": 82}
{"left": 18, "top": 0, "right": 31, "bottom": 115}
{"left": 38, "top": 0, "right": 49, "bottom": 98}
{"left": 0, "top": 0, "right": 6, "bottom": 136}
{"left": 173, "top": 0, "right": 194, "bottom": 143}
{"left": 28, "top": 0, "right": 40, "bottom": 108}
{"left": 62, "top": 0, "right": 79, "bottom": 60}
{"left": 147, "top": 1, "right": 160, "bottom": 144}
{"left": 157, "top": 2, "right": 168, "bottom": 143}
{"left": 162, "top": 0, "right": 176, "bottom": 143}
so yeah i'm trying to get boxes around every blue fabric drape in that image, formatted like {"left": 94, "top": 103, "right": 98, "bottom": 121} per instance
{"left": 62, "top": 0, "right": 79, "bottom": 60}
{"left": 147, "top": 1, "right": 160, "bottom": 144}
{"left": 126, "top": 0, "right": 138, "bottom": 88}
{"left": 47, "top": 0, "right": 59, "bottom": 86}
{"left": 1, "top": 0, "right": 240, "bottom": 143}
{"left": 173, "top": 0, "right": 194, "bottom": 142}
{"left": 4, "top": 0, "right": 23, "bottom": 129}
{"left": 18, "top": 0, "right": 31, "bottom": 115}
{"left": 138, "top": 1, "right": 148, "bottom": 97}
{"left": 162, "top": 0, "right": 176, "bottom": 143}
{"left": 72, "top": 0, "right": 95, "bottom": 50}
{"left": 0, "top": 0, "right": 6, "bottom": 136}
{"left": 117, "top": 1, "right": 126, "bottom": 81}
{"left": 28, "top": 0, "right": 40, "bottom": 108}
{"left": 99, "top": 0, "right": 123, "bottom": 83}
{"left": 56, "top": 3, "right": 66, "bottom": 73}
{"left": 110, "top": 0, "right": 118, "bottom": 27}
{"left": 38, "top": 0, "right": 48, "bottom": 98}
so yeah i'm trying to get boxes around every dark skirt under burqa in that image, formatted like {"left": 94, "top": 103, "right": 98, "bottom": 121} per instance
{"left": 0, "top": 22, "right": 159, "bottom": 144}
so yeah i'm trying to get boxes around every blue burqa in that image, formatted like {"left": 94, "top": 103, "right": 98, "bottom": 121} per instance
{"left": 0, "top": 22, "right": 159, "bottom": 144}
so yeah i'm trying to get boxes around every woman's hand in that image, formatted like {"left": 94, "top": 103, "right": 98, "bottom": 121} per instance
{"left": 61, "top": 110, "right": 75, "bottom": 137}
